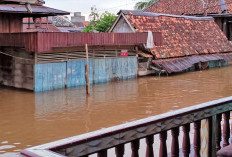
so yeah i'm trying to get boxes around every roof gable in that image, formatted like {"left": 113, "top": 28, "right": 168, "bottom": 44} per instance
{"left": 145, "top": 0, "right": 232, "bottom": 15}
{"left": 122, "top": 10, "right": 232, "bottom": 59}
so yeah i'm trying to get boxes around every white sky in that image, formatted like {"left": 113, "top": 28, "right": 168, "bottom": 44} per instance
{"left": 45, "top": 0, "right": 140, "bottom": 20}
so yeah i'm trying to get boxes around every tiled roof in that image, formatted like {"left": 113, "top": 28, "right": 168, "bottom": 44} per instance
{"left": 145, "top": 0, "right": 232, "bottom": 15}
{"left": 51, "top": 16, "right": 74, "bottom": 27}
{"left": 122, "top": 10, "right": 232, "bottom": 59}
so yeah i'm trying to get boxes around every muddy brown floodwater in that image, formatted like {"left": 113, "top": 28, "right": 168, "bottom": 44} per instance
{"left": 1, "top": 66, "right": 232, "bottom": 156}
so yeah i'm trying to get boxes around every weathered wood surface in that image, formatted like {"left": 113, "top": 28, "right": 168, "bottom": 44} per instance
{"left": 21, "top": 97, "right": 232, "bottom": 157}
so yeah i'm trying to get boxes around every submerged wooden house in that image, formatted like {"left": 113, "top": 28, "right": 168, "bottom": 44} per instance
{"left": 144, "top": 0, "right": 232, "bottom": 41}
{"left": 0, "top": 1, "right": 162, "bottom": 92}
{"left": 109, "top": 10, "right": 232, "bottom": 75}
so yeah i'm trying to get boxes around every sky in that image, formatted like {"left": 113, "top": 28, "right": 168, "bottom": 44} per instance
{"left": 45, "top": 0, "right": 139, "bottom": 20}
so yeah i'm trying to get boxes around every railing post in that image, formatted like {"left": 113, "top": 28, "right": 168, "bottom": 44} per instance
{"left": 146, "top": 135, "right": 154, "bottom": 157}
{"left": 115, "top": 144, "right": 125, "bottom": 157}
{"left": 216, "top": 114, "right": 222, "bottom": 151}
{"left": 159, "top": 131, "right": 167, "bottom": 157}
{"left": 208, "top": 117, "right": 212, "bottom": 157}
{"left": 98, "top": 150, "right": 107, "bottom": 157}
{"left": 182, "top": 124, "right": 190, "bottom": 157}
{"left": 171, "top": 127, "right": 180, "bottom": 157}
{"left": 223, "top": 111, "right": 230, "bottom": 147}
{"left": 131, "top": 139, "right": 140, "bottom": 157}
{"left": 194, "top": 120, "right": 201, "bottom": 157}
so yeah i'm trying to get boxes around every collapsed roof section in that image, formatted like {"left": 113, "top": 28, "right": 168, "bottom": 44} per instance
{"left": 115, "top": 10, "right": 232, "bottom": 59}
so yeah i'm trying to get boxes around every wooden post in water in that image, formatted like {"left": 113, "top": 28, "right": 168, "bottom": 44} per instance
{"left": 85, "top": 44, "right": 90, "bottom": 95}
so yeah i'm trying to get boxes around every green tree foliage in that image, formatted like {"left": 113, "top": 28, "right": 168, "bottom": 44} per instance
{"left": 95, "top": 12, "right": 117, "bottom": 32}
{"left": 82, "top": 6, "right": 117, "bottom": 33}
{"left": 134, "top": 0, "right": 157, "bottom": 10}
{"left": 82, "top": 25, "right": 95, "bottom": 33}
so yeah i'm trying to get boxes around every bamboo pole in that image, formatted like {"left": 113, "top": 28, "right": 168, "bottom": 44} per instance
{"left": 85, "top": 44, "right": 90, "bottom": 95}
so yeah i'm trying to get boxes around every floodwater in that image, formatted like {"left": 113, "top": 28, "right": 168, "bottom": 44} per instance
{"left": 1, "top": 66, "right": 232, "bottom": 156}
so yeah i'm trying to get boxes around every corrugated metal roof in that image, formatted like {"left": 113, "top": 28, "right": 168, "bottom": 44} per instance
{"left": 0, "top": 4, "right": 69, "bottom": 16}
{"left": 153, "top": 54, "right": 232, "bottom": 73}
{"left": 1, "top": 0, "right": 45, "bottom": 4}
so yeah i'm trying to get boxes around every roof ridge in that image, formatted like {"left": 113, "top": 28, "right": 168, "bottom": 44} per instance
{"left": 119, "top": 10, "right": 214, "bottom": 21}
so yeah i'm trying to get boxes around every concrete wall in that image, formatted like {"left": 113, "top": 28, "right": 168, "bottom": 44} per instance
{"left": 71, "top": 12, "right": 85, "bottom": 23}
{"left": 34, "top": 57, "right": 138, "bottom": 92}
{"left": 0, "top": 48, "right": 34, "bottom": 90}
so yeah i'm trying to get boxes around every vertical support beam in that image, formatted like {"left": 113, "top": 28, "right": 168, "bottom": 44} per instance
{"left": 135, "top": 46, "right": 139, "bottom": 77}
{"left": 146, "top": 135, "right": 154, "bottom": 157}
{"left": 159, "top": 131, "right": 167, "bottom": 157}
{"left": 131, "top": 139, "right": 140, "bottom": 157}
{"left": 182, "top": 124, "right": 190, "bottom": 157}
{"left": 46, "top": 16, "right": 48, "bottom": 30}
{"left": 223, "top": 111, "right": 230, "bottom": 147}
{"left": 171, "top": 127, "right": 180, "bottom": 157}
{"left": 85, "top": 44, "right": 90, "bottom": 95}
{"left": 28, "top": 17, "right": 31, "bottom": 29}
{"left": 93, "top": 49, "right": 95, "bottom": 84}
{"left": 223, "top": 18, "right": 228, "bottom": 37}
{"left": 194, "top": 121, "right": 201, "bottom": 157}
{"left": 115, "top": 144, "right": 125, "bottom": 157}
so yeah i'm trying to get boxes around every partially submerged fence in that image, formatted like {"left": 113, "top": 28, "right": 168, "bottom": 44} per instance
{"left": 21, "top": 96, "right": 232, "bottom": 157}
{"left": 0, "top": 32, "right": 162, "bottom": 53}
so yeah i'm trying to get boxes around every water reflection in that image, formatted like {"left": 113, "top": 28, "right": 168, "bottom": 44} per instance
{"left": 1, "top": 66, "right": 232, "bottom": 155}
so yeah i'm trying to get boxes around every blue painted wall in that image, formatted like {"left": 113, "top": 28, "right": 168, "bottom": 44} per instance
{"left": 35, "top": 62, "right": 67, "bottom": 92}
{"left": 35, "top": 57, "right": 138, "bottom": 92}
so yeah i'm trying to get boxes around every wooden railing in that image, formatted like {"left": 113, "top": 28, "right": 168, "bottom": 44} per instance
{"left": 0, "top": 32, "right": 162, "bottom": 53}
{"left": 21, "top": 96, "right": 232, "bottom": 157}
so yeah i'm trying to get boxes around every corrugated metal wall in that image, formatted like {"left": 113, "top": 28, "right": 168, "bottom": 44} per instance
{"left": 0, "top": 32, "right": 162, "bottom": 53}
{"left": 35, "top": 62, "right": 67, "bottom": 91}
{"left": 0, "top": 13, "right": 22, "bottom": 33}
{"left": 34, "top": 57, "right": 138, "bottom": 92}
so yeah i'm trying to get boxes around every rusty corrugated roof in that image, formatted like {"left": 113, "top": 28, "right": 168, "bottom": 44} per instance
{"left": 153, "top": 54, "right": 227, "bottom": 73}
{"left": 121, "top": 10, "right": 232, "bottom": 59}
{"left": 0, "top": 4, "right": 69, "bottom": 16}
{"left": 145, "top": 0, "right": 232, "bottom": 15}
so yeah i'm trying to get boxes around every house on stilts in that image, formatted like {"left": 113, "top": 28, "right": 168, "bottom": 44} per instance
{"left": 109, "top": 10, "right": 232, "bottom": 75}
{"left": 0, "top": 1, "right": 162, "bottom": 92}
{"left": 144, "top": 0, "right": 232, "bottom": 41}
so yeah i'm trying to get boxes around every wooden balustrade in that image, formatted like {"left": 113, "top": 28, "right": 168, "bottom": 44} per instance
{"left": 21, "top": 97, "right": 232, "bottom": 157}
{"left": 182, "top": 124, "right": 191, "bottom": 157}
